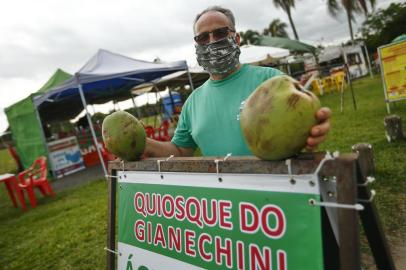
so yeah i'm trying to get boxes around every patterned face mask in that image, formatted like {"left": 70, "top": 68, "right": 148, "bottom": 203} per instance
{"left": 195, "top": 37, "right": 241, "bottom": 76}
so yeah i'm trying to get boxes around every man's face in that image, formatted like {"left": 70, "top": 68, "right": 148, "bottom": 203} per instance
{"left": 194, "top": 11, "right": 240, "bottom": 45}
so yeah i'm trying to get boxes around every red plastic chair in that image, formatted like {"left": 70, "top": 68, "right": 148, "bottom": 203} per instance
{"left": 16, "top": 156, "right": 55, "bottom": 208}
{"left": 144, "top": 125, "right": 157, "bottom": 140}
{"left": 101, "top": 143, "right": 117, "bottom": 168}
{"left": 157, "top": 120, "right": 171, "bottom": 141}
{"left": 7, "top": 145, "right": 23, "bottom": 172}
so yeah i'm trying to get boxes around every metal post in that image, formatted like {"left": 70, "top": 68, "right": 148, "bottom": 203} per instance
{"left": 107, "top": 169, "right": 117, "bottom": 270}
{"left": 377, "top": 45, "right": 391, "bottom": 114}
{"left": 76, "top": 75, "right": 108, "bottom": 176}
{"left": 186, "top": 66, "right": 195, "bottom": 91}
{"left": 131, "top": 96, "right": 141, "bottom": 118}
{"left": 363, "top": 43, "right": 374, "bottom": 79}
{"left": 344, "top": 64, "right": 357, "bottom": 111}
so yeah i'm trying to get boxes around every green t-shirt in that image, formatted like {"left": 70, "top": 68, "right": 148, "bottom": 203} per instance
{"left": 172, "top": 64, "right": 283, "bottom": 156}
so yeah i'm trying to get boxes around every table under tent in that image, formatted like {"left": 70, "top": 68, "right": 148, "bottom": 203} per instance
{"left": 7, "top": 49, "right": 192, "bottom": 178}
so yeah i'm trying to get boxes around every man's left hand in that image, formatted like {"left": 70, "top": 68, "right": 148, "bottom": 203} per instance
{"left": 306, "top": 107, "right": 331, "bottom": 151}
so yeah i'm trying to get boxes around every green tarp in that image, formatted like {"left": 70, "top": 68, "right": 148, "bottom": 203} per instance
{"left": 5, "top": 69, "right": 72, "bottom": 169}
{"left": 258, "top": 36, "right": 316, "bottom": 54}
{"left": 392, "top": 34, "right": 406, "bottom": 43}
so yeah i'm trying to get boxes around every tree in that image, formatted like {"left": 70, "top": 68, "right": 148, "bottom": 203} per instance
{"left": 239, "top": 30, "right": 260, "bottom": 46}
{"left": 272, "top": 0, "right": 300, "bottom": 40}
{"left": 263, "top": 19, "right": 289, "bottom": 38}
{"left": 327, "top": 0, "right": 376, "bottom": 44}
{"left": 359, "top": 3, "right": 406, "bottom": 53}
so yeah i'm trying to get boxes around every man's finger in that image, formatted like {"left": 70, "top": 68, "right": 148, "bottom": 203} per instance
{"left": 311, "top": 120, "right": 330, "bottom": 137}
{"left": 316, "top": 107, "right": 332, "bottom": 121}
{"left": 307, "top": 135, "right": 327, "bottom": 147}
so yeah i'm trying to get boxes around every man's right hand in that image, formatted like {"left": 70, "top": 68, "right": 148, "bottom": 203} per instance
{"left": 143, "top": 138, "right": 195, "bottom": 158}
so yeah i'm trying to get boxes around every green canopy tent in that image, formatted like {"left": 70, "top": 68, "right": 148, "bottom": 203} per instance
{"left": 392, "top": 34, "right": 406, "bottom": 43}
{"left": 5, "top": 69, "right": 72, "bottom": 169}
{"left": 257, "top": 36, "right": 316, "bottom": 55}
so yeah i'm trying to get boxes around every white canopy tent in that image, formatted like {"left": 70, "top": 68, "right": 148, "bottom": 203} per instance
{"left": 34, "top": 49, "right": 190, "bottom": 176}
{"left": 239, "top": 44, "right": 290, "bottom": 65}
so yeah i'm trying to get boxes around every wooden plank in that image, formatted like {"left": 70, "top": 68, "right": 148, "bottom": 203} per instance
{"left": 106, "top": 165, "right": 117, "bottom": 270}
{"left": 108, "top": 152, "right": 341, "bottom": 175}
{"left": 321, "top": 207, "right": 340, "bottom": 270}
{"left": 336, "top": 155, "right": 360, "bottom": 270}
{"left": 353, "top": 144, "right": 396, "bottom": 270}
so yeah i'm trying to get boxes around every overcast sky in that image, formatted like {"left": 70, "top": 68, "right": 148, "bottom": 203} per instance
{"left": 0, "top": 0, "right": 399, "bottom": 132}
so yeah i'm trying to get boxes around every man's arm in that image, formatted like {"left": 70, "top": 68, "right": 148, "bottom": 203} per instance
{"left": 144, "top": 138, "right": 195, "bottom": 157}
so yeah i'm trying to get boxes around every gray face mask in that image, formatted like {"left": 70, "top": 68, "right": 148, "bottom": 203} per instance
{"left": 195, "top": 37, "right": 241, "bottom": 76}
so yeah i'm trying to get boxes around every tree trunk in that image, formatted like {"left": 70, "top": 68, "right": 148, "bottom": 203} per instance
{"left": 346, "top": 10, "right": 354, "bottom": 45}
{"left": 384, "top": 115, "right": 405, "bottom": 142}
{"left": 286, "top": 9, "right": 299, "bottom": 40}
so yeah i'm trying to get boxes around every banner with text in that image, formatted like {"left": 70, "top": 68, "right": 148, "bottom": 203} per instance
{"left": 118, "top": 172, "right": 324, "bottom": 270}
{"left": 379, "top": 41, "right": 406, "bottom": 101}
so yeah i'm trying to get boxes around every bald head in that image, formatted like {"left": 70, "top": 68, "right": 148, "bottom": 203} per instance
{"left": 193, "top": 6, "right": 236, "bottom": 34}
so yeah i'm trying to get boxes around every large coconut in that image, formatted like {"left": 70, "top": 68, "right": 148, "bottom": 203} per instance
{"left": 102, "top": 111, "right": 146, "bottom": 161}
{"left": 240, "top": 75, "right": 321, "bottom": 160}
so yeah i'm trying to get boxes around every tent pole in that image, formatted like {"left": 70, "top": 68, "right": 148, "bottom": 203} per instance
{"left": 186, "top": 66, "right": 195, "bottom": 91}
{"left": 341, "top": 46, "right": 357, "bottom": 111}
{"left": 363, "top": 43, "right": 373, "bottom": 79}
{"left": 153, "top": 85, "right": 161, "bottom": 126}
{"left": 131, "top": 95, "right": 140, "bottom": 118}
{"left": 33, "top": 100, "right": 55, "bottom": 178}
{"left": 76, "top": 77, "right": 108, "bottom": 176}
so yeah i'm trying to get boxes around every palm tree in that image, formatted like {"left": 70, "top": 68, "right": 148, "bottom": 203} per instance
{"left": 327, "top": 0, "right": 376, "bottom": 44}
{"left": 239, "top": 30, "right": 260, "bottom": 45}
{"left": 263, "top": 19, "right": 289, "bottom": 38}
{"left": 272, "top": 0, "right": 300, "bottom": 40}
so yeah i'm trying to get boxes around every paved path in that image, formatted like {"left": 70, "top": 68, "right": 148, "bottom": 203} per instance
{"left": 51, "top": 165, "right": 104, "bottom": 192}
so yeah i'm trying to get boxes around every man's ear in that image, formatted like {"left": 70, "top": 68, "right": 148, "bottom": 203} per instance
{"left": 235, "top": 32, "right": 241, "bottom": 46}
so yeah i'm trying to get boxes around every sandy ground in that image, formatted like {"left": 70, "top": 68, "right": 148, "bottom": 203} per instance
{"left": 395, "top": 243, "right": 406, "bottom": 270}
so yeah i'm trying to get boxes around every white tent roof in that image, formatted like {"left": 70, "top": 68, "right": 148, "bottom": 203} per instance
{"left": 34, "top": 49, "right": 188, "bottom": 121}
{"left": 131, "top": 66, "right": 209, "bottom": 95}
{"left": 318, "top": 46, "right": 343, "bottom": 63}
{"left": 240, "top": 45, "right": 290, "bottom": 65}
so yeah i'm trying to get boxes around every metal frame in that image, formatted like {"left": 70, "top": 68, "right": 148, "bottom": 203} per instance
{"left": 33, "top": 96, "right": 54, "bottom": 178}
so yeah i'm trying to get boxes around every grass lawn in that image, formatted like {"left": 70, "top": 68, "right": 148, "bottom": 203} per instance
{"left": 0, "top": 75, "right": 405, "bottom": 269}
{"left": 0, "top": 179, "right": 108, "bottom": 269}
{"left": 0, "top": 148, "right": 18, "bottom": 175}
{"left": 318, "top": 76, "right": 406, "bottom": 241}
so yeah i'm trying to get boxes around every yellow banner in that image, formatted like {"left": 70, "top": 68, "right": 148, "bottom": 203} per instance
{"left": 379, "top": 41, "right": 406, "bottom": 100}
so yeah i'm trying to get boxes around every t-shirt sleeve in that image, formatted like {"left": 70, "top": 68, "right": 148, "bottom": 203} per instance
{"left": 171, "top": 102, "right": 198, "bottom": 149}
{"left": 267, "top": 67, "right": 284, "bottom": 78}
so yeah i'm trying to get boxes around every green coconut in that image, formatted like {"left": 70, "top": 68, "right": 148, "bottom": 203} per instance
{"left": 240, "top": 75, "right": 321, "bottom": 160}
{"left": 102, "top": 111, "right": 146, "bottom": 161}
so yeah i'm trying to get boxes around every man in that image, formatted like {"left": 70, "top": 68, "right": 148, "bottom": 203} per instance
{"left": 144, "top": 6, "right": 331, "bottom": 157}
